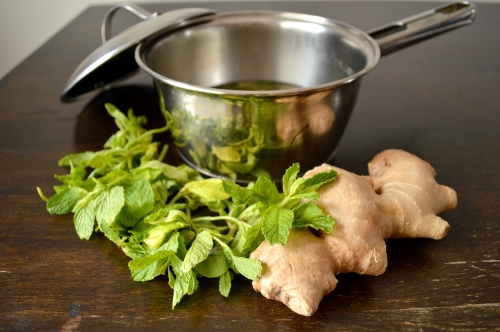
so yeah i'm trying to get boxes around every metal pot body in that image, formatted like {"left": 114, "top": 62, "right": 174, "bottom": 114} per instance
{"left": 137, "top": 11, "right": 379, "bottom": 181}
{"left": 61, "top": 2, "right": 474, "bottom": 181}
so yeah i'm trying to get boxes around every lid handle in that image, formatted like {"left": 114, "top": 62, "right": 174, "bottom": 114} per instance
{"left": 60, "top": 6, "right": 216, "bottom": 102}
{"left": 101, "top": 3, "right": 158, "bottom": 43}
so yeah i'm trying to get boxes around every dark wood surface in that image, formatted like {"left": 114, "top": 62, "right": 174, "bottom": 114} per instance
{"left": 1, "top": 1, "right": 499, "bottom": 331}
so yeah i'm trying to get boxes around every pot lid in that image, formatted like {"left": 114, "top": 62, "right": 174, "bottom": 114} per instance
{"left": 60, "top": 6, "right": 216, "bottom": 102}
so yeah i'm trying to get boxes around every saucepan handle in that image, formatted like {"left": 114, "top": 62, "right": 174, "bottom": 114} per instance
{"left": 367, "top": 2, "right": 476, "bottom": 56}
{"left": 101, "top": 3, "right": 159, "bottom": 43}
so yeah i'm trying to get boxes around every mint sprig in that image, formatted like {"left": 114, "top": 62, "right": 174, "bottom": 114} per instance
{"left": 223, "top": 163, "right": 337, "bottom": 245}
{"left": 37, "top": 103, "right": 337, "bottom": 309}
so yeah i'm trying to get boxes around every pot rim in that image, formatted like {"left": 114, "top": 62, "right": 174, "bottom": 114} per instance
{"left": 135, "top": 10, "right": 381, "bottom": 97}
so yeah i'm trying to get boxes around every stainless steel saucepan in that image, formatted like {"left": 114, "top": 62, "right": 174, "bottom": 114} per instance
{"left": 62, "top": 2, "right": 476, "bottom": 182}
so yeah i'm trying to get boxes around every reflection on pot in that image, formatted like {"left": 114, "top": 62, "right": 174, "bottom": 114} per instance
{"left": 163, "top": 83, "right": 343, "bottom": 182}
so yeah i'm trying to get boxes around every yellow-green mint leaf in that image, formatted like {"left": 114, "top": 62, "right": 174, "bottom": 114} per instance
{"left": 47, "top": 186, "right": 88, "bottom": 215}
{"left": 231, "top": 255, "right": 262, "bottom": 281}
{"left": 95, "top": 186, "right": 125, "bottom": 226}
{"left": 73, "top": 198, "right": 96, "bottom": 240}
{"left": 181, "top": 230, "right": 213, "bottom": 273}
{"left": 144, "top": 222, "right": 186, "bottom": 250}
{"left": 194, "top": 249, "right": 228, "bottom": 278}
{"left": 218, "top": 270, "right": 232, "bottom": 297}
{"left": 282, "top": 163, "right": 300, "bottom": 197}
{"left": 181, "top": 178, "right": 230, "bottom": 202}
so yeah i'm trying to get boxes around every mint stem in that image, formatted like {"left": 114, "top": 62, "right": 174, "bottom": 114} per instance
{"left": 192, "top": 215, "right": 242, "bottom": 225}
{"left": 107, "top": 174, "right": 129, "bottom": 188}
{"left": 125, "top": 125, "right": 169, "bottom": 149}
{"left": 36, "top": 187, "right": 50, "bottom": 202}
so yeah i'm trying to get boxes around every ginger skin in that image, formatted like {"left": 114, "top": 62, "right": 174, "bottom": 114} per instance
{"left": 250, "top": 149, "right": 457, "bottom": 316}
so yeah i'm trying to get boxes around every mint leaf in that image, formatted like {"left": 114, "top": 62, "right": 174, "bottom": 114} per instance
{"left": 73, "top": 197, "right": 96, "bottom": 240}
{"left": 144, "top": 222, "right": 186, "bottom": 250}
{"left": 194, "top": 249, "right": 228, "bottom": 278}
{"left": 125, "top": 179, "right": 155, "bottom": 218}
{"left": 96, "top": 169, "right": 128, "bottom": 186}
{"left": 121, "top": 242, "right": 147, "bottom": 260}
{"left": 138, "top": 160, "right": 189, "bottom": 184}
{"left": 240, "top": 223, "right": 263, "bottom": 257}
{"left": 105, "top": 103, "right": 131, "bottom": 131}
{"left": 143, "top": 204, "right": 186, "bottom": 224}
{"left": 99, "top": 221, "right": 146, "bottom": 259}
{"left": 222, "top": 179, "right": 250, "bottom": 205}
{"left": 289, "top": 169, "right": 338, "bottom": 198}
{"left": 58, "top": 151, "right": 94, "bottom": 167}
{"left": 290, "top": 191, "right": 320, "bottom": 201}
{"left": 167, "top": 266, "right": 176, "bottom": 289}
{"left": 140, "top": 142, "right": 162, "bottom": 164}
{"left": 253, "top": 177, "right": 282, "bottom": 207}
{"left": 219, "top": 270, "right": 232, "bottom": 297}
{"left": 302, "top": 169, "right": 338, "bottom": 189}
{"left": 156, "top": 232, "right": 180, "bottom": 253}
{"left": 231, "top": 255, "right": 262, "bottom": 281}
{"left": 115, "top": 208, "right": 138, "bottom": 228}
{"left": 176, "top": 232, "right": 189, "bottom": 260}
{"left": 170, "top": 255, "right": 199, "bottom": 309}
{"left": 172, "top": 271, "right": 198, "bottom": 309}
{"left": 131, "top": 166, "right": 162, "bottom": 183}
{"left": 293, "top": 202, "right": 335, "bottom": 232}
{"left": 180, "top": 230, "right": 213, "bottom": 273}
{"left": 95, "top": 186, "right": 125, "bottom": 226}
{"left": 260, "top": 205, "right": 294, "bottom": 245}
{"left": 220, "top": 244, "right": 262, "bottom": 281}
{"left": 99, "top": 218, "right": 122, "bottom": 245}
{"left": 158, "top": 209, "right": 190, "bottom": 225}
{"left": 129, "top": 219, "right": 155, "bottom": 243}
{"left": 282, "top": 163, "right": 300, "bottom": 197}
{"left": 128, "top": 250, "right": 172, "bottom": 271}
{"left": 128, "top": 250, "right": 172, "bottom": 281}
{"left": 104, "top": 130, "right": 127, "bottom": 149}
{"left": 46, "top": 186, "right": 87, "bottom": 215}
{"left": 86, "top": 150, "right": 119, "bottom": 172}
{"left": 237, "top": 204, "right": 261, "bottom": 226}
{"left": 230, "top": 222, "right": 251, "bottom": 255}
{"left": 180, "top": 178, "right": 230, "bottom": 202}
{"left": 54, "top": 163, "right": 87, "bottom": 186}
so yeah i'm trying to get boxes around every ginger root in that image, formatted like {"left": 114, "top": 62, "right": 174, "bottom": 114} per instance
{"left": 250, "top": 149, "right": 457, "bottom": 316}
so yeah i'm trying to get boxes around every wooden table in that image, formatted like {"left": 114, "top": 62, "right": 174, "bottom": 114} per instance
{"left": 1, "top": 1, "right": 499, "bottom": 330}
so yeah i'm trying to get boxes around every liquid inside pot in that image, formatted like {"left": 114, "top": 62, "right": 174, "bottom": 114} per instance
{"left": 213, "top": 80, "right": 301, "bottom": 91}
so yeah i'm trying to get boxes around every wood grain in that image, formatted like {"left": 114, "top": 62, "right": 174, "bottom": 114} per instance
{"left": 1, "top": 2, "right": 499, "bottom": 331}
